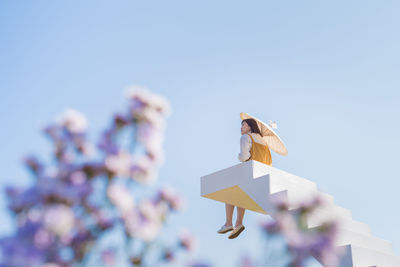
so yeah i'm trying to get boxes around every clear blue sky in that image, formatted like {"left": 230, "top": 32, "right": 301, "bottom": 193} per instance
{"left": 1, "top": 1, "right": 399, "bottom": 266}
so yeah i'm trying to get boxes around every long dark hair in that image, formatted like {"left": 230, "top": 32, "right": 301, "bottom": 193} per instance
{"left": 242, "top": 118, "right": 262, "bottom": 136}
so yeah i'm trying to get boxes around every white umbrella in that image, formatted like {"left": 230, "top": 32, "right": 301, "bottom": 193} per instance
{"left": 240, "top": 112, "right": 288, "bottom": 156}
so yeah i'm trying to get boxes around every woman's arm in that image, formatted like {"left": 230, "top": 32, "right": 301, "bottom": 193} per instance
{"left": 238, "top": 134, "right": 251, "bottom": 162}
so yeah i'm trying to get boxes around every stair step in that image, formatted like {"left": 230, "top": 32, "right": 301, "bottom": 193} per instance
{"left": 302, "top": 207, "right": 371, "bottom": 236}
{"left": 338, "top": 244, "right": 400, "bottom": 267}
{"left": 316, "top": 191, "right": 335, "bottom": 205}
{"left": 201, "top": 161, "right": 399, "bottom": 266}
{"left": 336, "top": 218, "right": 372, "bottom": 236}
{"left": 335, "top": 228, "right": 393, "bottom": 256}
{"left": 259, "top": 163, "right": 318, "bottom": 194}
{"left": 270, "top": 190, "right": 371, "bottom": 236}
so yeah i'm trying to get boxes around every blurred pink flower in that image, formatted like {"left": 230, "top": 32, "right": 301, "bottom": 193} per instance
{"left": 105, "top": 150, "right": 133, "bottom": 177}
{"left": 157, "top": 185, "right": 185, "bottom": 211}
{"left": 125, "top": 85, "right": 171, "bottom": 117}
{"left": 125, "top": 214, "right": 161, "bottom": 242}
{"left": 261, "top": 195, "right": 339, "bottom": 267}
{"left": 101, "top": 250, "right": 115, "bottom": 266}
{"left": 178, "top": 229, "right": 196, "bottom": 251}
{"left": 240, "top": 255, "right": 253, "bottom": 267}
{"left": 97, "top": 129, "right": 119, "bottom": 155}
{"left": 130, "top": 155, "right": 158, "bottom": 184}
{"left": 43, "top": 204, "right": 75, "bottom": 237}
{"left": 22, "top": 155, "right": 44, "bottom": 176}
{"left": 113, "top": 112, "right": 130, "bottom": 129}
{"left": 137, "top": 122, "right": 165, "bottom": 163}
{"left": 1, "top": 87, "right": 197, "bottom": 266}
{"left": 43, "top": 263, "right": 62, "bottom": 267}
{"left": 164, "top": 249, "right": 174, "bottom": 262}
{"left": 69, "top": 170, "right": 87, "bottom": 185}
{"left": 56, "top": 108, "right": 88, "bottom": 134}
{"left": 123, "top": 199, "right": 165, "bottom": 242}
{"left": 107, "top": 183, "right": 135, "bottom": 216}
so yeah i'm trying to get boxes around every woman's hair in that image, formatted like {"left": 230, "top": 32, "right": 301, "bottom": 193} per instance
{"left": 242, "top": 118, "right": 262, "bottom": 136}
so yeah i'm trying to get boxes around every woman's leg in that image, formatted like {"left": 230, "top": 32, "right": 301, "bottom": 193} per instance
{"left": 224, "top": 203, "right": 234, "bottom": 226}
{"left": 235, "top": 207, "right": 246, "bottom": 227}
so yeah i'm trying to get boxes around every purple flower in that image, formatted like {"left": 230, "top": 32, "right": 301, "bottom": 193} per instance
{"left": 97, "top": 129, "right": 119, "bottom": 155}
{"left": 113, "top": 112, "right": 130, "bottom": 129}
{"left": 130, "top": 155, "right": 158, "bottom": 184}
{"left": 157, "top": 185, "right": 185, "bottom": 211}
{"left": 124, "top": 199, "right": 163, "bottom": 242}
{"left": 260, "top": 219, "right": 281, "bottom": 234}
{"left": 104, "top": 150, "right": 133, "bottom": 178}
{"left": 178, "top": 229, "right": 196, "bottom": 251}
{"left": 43, "top": 204, "right": 75, "bottom": 237}
{"left": 101, "top": 250, "right": 115, "bottom": 266}
{"left": 125, "top": 85, "right": 171, "bottom": 117}
{"left": 55, "top": 108, "right": 88, "bottom": 134}
{"left": 261, "top": 195, "right": 340, "bottom": 267}
{"left": 22, "top": 155, "right": 44, "bottom": 176}
{"left": 240, "top": 255, "right": 253, "bottom": 267}
{"left": 34, "top": 228, "right": 55, "bottom": 249}
{"left": 107, "top": 183, "right": 135, "bottom": 216}
{"left": 1, "top": 87, "right": 196, "bottom": 267}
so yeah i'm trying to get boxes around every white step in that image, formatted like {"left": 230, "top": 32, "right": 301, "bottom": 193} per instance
{"left": 200, "top": 161, "right": 399, "bottom": 266}
{"left": 291, "top": 207, "right": 372, "bottom": 236}
{"left": 338, "top": 244, "right": 400, "bottom": 267}
{"left": 273, "top": 190, "right": 371, "bottom": 236}
{"left": 317, "top": 191, "right": 335, "bottom": 205}
{"left": 335, "top": 228, "right": 393, "bottom": 256}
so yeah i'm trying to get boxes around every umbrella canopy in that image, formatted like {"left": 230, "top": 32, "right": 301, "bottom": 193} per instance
{"left": 240, "top": 112, "right": 288, "bottom": 156}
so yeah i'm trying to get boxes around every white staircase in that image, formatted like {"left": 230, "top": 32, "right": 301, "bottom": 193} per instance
{"left": 200, "top": 160, "right": 400, "bottom": 267}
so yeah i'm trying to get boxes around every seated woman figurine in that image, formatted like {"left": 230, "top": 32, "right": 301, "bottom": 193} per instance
{"left": 217, "top": 118, "right": 272, "bottom": 239}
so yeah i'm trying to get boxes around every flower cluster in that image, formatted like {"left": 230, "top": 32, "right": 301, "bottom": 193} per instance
{"left": 260, "top": 195, "right": 339, "bottom": 267}
{"left": 0, "top": 86, "right": 195, "bottom": 267}
{"left": 98, "top": 86, "right": 171, "bottom": 185}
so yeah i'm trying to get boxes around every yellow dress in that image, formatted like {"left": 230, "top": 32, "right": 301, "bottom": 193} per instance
{"left": 246, "top": 133, "right": 272, "bottom": 166}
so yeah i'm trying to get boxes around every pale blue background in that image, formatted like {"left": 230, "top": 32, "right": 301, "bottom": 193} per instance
{"left": 1, "top": 1, "right": 399, "bottom": 266}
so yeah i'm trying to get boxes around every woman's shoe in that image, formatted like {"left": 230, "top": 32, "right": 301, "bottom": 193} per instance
{"left": 217, "top": 225, "right": 233, "bottom": 234}
{"left": 228, "top": 225, "right": 245, "bottom": 239}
